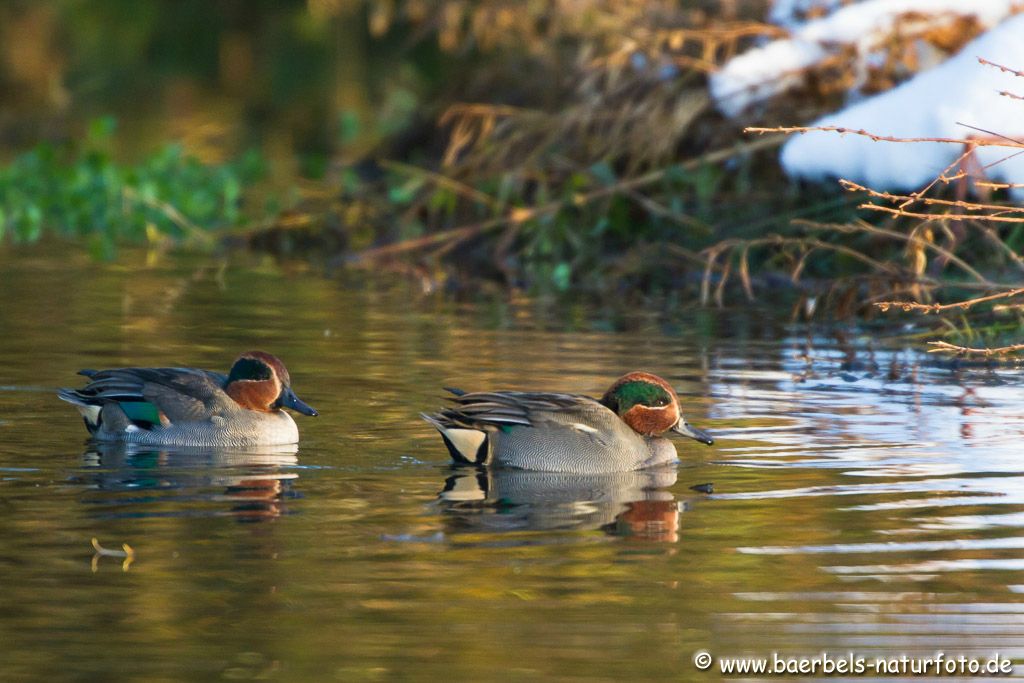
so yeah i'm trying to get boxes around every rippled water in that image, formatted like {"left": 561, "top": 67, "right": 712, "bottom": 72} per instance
{"left": 3, "top": 246, "right": 1024, "bottom": 680}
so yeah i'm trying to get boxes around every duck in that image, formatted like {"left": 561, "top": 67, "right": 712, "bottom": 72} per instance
{"left": 58, "top": 351, "right": 317, "bottom": 447}
{"left": 422, "top": 371, "right": 713, "bottom": 473}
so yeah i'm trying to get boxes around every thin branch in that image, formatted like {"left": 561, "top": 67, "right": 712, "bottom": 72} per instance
{"left": 895, "top": 147, "right": 974, "bottom": 209}
{"left": 975, "top": 180, "right": 1024, "bottom": 190}
{"left": 977, "top": 57, "right": 1024, "bottom": 79}
{"left": 956, "top": 122, "right": 1024, "bottom": 148}
{"left": 928, "top": 340, "right": 1024, "bottom": 356}
{"left": 840, "top": 179, "right": 1024, "bottom": 215}
{"left": 831, "top": 183, "right": 1024, "bottom": 273}
{"left": 876, "top": 287, "right": 1024, "bottom": 314}
{"left": 861, "top": 203, "right": 1024, "bottom": 224}
{"left": 744, "top": 125, "right": 1024, "bottom": 149}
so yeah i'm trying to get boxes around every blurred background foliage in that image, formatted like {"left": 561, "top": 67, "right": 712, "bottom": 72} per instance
{"left": 0, "top": 1, "right": 814, "bottom": 285}
{"left": 1, "top": 0, "right": 1021, "bottom": 332}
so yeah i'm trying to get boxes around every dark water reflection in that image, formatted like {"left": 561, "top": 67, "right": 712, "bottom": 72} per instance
{"left": 4, "top": 247, "right": 1024, "bottom": 680}
{"left": 75, "top": 444, "right": 301, "bottom": 522}
{"left": 438, "top": 466, "right": 683, "bottom": 541}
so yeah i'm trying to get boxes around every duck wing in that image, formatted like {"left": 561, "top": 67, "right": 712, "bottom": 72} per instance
{"left": 423, "top": 390, "right": 620, "bottom": 466}
{"left": 60, "top": 367, "right": 233, "bottom": 424}
{"left": 432, "top": 391, "right": 610, "bottom": 431}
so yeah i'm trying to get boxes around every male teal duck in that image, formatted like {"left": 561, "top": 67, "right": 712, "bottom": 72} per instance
{"left": 422, "top": 371, "right": 713, "bottom": 473}
{"left": 58, "top": 351, "right": 317, "bottom": 447}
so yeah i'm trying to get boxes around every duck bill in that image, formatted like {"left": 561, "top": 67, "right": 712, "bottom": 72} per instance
{"left": 279, "top": 387, "right": 318, "bottom": 416}
{"left": 671, "top": 419, "right": 713, "bottom": 445}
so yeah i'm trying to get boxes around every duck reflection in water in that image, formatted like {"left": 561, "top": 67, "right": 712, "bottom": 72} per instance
{"left": 77, "top": 443, "right": 300, "bottom": 522}
{"left": 438, "top": 465, "right": 686, "bottom": 542}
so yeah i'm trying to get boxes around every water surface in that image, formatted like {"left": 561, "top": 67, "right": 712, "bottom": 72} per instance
{"left": 3, "top": 247, "right": 1024, "bottom": 680}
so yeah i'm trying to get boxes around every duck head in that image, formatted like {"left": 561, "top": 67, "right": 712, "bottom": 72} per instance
{"left": 225, "top": 351, "right": 318, "bottom": 416}
{"left": 600, "top": 371, "right": 712, "bottom": 445}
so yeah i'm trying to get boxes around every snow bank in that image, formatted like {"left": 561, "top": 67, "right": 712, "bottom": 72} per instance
{"left": 711, "top": 0, "right": 1021, "bottom": 117}
{"left": 780, "top": 14, "right": 1024, "bottom": 195}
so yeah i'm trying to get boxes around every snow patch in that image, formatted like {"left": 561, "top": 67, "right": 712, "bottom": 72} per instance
{"left": 711, "top": 0, "right": 1022, "bottom": 117}
{"left": 780, "top": 14, "right": 1024, "bottom": 196}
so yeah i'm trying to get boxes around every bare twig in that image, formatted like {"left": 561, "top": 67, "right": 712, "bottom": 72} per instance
{"left": 896, "top": 147, "right": 975, "bottom": 209}
{"left": 876, "top": 287, "right": 1024, "bottom": 314}
{"left": 978, "top": 58, "right": 1024, "bottom": 79}
{"left": 927, "top": 340, "right": 1024, "bottom": 356}
{"left": 975, "top": 180, "right": 1024, "bottom": 190}
{"left": 842, "top": 180, "right": 1024, "bottom": 215}
{"left": 744, "top": 125, "right": 1024, "bottom": 149}
{"left": 860, "top": 203, "right": 1024, "bottom": 224}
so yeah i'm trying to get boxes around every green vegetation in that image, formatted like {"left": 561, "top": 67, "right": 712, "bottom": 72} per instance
{"left": 0, "top": 117, "right": 265, "bottom": 257}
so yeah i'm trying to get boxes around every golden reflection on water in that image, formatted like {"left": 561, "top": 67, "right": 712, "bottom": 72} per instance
{"left": 2, "top": 247, "right": 1024, "bottom": 679}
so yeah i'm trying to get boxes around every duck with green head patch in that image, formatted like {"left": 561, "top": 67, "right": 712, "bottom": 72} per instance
{"left": 58, "top": 351, "right": 318, "bottom": 447}
{"left": 422, "top": 371, "right": 713, "bottom": 473}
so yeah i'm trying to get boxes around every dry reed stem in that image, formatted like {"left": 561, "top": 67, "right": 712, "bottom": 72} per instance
{"left": 350, "top": 135, "right": 784, "bottom": 264}
{"left": 381, "top": 159, "right": 499, "bottom": 209}
{"left": 622, "top": 188, "right": 705, "bottom": 230}
{"left": 699, "top": 234, "right": 913, "bottom": 306}
{"left": 794, "top": 218, "right": 992, "bottom": 284}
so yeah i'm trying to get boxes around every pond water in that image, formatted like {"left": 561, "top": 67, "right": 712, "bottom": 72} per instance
{"left": 3, "top": 246, "right": 1024, "bottom": 681}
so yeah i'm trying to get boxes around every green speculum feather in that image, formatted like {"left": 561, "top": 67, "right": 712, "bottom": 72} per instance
{"left": 119, "top": 401, "right": 162, "bottom": 425}
{"left": 612, "top": 381, "right": 670, "bottom": 411}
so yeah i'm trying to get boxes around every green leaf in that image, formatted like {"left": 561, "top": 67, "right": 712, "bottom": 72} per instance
{"left": 86, "top": 116, "right": 118, "bottom": 145}
{"left": 20, "top": 204, "right": 43, "bottom": 242}
{"left": 338, "top": 110, "right": 361, "bottom": 146}
{"left": 552, "top": 262, "right": 572, "bottom": 291}
{"left": 388, "top": 177, "right": 425, "bottom": 205}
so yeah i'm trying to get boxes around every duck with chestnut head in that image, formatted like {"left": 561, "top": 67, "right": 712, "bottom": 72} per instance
{"left": 58, "top": 351, "right": 317, "bottom": 448}
{"left": 422, "top": 371, "right": 713, "bottom": 473}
